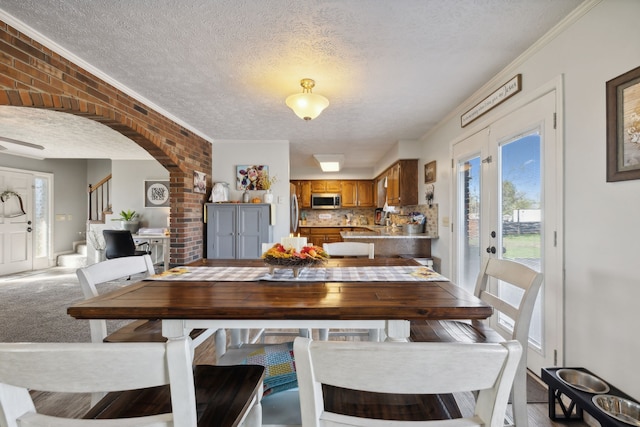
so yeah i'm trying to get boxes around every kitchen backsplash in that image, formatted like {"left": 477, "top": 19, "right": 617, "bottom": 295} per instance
{"left": 300, "top": 204, "right": 438, "bottom": 237}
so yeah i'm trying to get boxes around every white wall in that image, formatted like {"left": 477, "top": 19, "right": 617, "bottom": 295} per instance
{"left": 373, "top": 140, "right": 422, "bottom": 177}
{"left": 419, "top": 0, "right": 640, "bottom": 399}
{"left": 212, "top": 140, "right": 290, "bottom": 241}
{"left": 110, "top": 159, "right": 169, "bottom": 229}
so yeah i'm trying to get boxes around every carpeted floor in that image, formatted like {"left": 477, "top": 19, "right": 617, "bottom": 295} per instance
{"left": 0, "top": 267, "right": 137, "bottom": 343}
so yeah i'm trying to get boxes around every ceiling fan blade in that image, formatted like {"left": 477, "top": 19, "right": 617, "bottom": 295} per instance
{"left": 0, "top": 136, "right": 45, "bottom": 150}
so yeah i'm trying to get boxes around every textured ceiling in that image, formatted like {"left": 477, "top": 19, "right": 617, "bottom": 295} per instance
{"left": 0, "top": 0, "right": 584, "bottom": 173}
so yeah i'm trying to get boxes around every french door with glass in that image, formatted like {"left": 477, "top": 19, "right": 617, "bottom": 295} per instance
{"left": 452, "top": 90, "right": 563, "bottom": 373}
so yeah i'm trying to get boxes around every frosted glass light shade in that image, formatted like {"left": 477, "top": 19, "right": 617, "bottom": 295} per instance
{"left": 285, "top": 92, "right": 329, "bottom": 121}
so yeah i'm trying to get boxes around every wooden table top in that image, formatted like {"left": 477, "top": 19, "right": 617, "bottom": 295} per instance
{"left": 68, "top": 258, "right": 493, "bottom": 321}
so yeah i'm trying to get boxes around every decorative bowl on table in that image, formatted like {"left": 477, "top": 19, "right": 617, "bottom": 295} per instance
{"left": 262, "top": 243, "right": 328, "bottom": 277}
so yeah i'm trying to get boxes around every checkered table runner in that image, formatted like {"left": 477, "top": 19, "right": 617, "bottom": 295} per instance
{"left": 148, "top": 265, "right": 448, "bottom": 282}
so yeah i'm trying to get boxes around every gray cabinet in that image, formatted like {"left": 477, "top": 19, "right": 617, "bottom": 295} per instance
{"left": 206, "top": 204, "right": 270, "bottom": 259}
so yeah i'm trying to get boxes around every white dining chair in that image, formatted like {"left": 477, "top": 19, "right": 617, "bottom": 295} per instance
{"left": 320, "top": 242, "right": 377, "bottom": 341}
{"left": 322, "top": 242, "right": 374, "bottom": 258}
{"left": 0, "top": 341, "right": 264, "bottom": 427}
{"left": 410, "top": 257, "right": 543, "bottom": 427}
{"left": 294, "top": 337, "right": 522, "bottom": 426}
{"left": 76, "top": 255, "right": 215, "bottom": 348}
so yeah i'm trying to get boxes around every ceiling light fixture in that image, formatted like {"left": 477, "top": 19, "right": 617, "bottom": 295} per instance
{"left": 286, "top": 78, "right": 329, "bottom": 121}
{"left": 313, "top": 154, "right": 344, "bottom": 172}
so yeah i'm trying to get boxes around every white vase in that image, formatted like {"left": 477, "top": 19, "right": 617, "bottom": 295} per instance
{"left": 263, "top": 190, "right": 274, "bottom": 203}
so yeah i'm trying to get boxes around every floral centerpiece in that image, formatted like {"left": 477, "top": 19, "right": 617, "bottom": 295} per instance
{"left": 262, "top": 243, "right": 329, "bottom": 268}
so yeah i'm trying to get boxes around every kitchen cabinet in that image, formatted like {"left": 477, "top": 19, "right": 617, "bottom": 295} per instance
{"left": 301, "top": 227, "right": 351, "bottom": 245}
{"left": 297, "top": 227, "right": 312, "bottom": 242}
{"left": 291, "top": 180, "right": 311, "bottom": 208}
{"left": 206, "top": 203, "right": 270, "bottom": 259}
{"left": 380, "top": 159, "right": 418, "bottom": 206}
{"left": 310, "top": 180, "right": 341, "bottom": 193}
{"left": 342, "top": 180, "right": 375, "bottom": 208}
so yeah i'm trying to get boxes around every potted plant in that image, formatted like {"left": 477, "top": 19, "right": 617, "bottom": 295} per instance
{"left": 113, "top": 209, "right": 140, "bottom": 234}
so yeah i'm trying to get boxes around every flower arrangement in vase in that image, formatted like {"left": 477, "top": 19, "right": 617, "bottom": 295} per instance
{"left": 259, "top": 173, "right": 278, "bottom": 203}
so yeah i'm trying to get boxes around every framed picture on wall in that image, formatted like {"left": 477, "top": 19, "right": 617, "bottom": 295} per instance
{"left": 424, "top": 161, "right": 437, "bottom": 184}
{"left": 193, "top": 171, "right": 206, "bottom": 194}
{"left": 236, "top": 165, "right": 269, "bottom": 190}
{"left": 144, "top": 180, "right": 170, "bottom": 207}
{"left": 606, "top": 65, "right": 640, "bottom": 182}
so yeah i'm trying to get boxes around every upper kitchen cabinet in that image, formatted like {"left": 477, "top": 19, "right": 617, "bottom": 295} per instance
{"left": 379, "top": 159, "right": 418, "bottom": 207}
{"left": 291, "top": 180, "right": 311, "bottom": 208}
{"left": 342, "top": 180, "right": 375, "bottom": 208}
{"left": 310, "top": 180, "right": 342, "bottom": 193}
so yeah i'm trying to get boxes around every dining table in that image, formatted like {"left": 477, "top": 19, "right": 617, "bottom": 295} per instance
{"left": 68, "top": 257, "right": 493, "bottom": 427}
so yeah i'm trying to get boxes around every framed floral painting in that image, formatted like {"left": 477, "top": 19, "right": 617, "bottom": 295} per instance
{"left": 606, "top": 65, "right": 640, "bottom": 182}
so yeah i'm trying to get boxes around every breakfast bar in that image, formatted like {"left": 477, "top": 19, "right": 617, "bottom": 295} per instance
{"left": 340, "top": 226, "right": 435, "bottom": 258}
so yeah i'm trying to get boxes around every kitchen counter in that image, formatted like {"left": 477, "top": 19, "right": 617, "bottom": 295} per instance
{"left": 300, "top": 224, "right": 436, "bottom": 239}
{"left": 298, "top": 224, "right": 434, "bottom": 257}
{"left": 341, "top": 227, "right": 436, "bottom": 239}
{"left": 340, "top": 225, "right": 435, "bottom": 258}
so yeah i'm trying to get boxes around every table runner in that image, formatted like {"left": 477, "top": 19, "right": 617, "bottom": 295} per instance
{"left": 148, "top": 265, "right": 449, "bottom": 282}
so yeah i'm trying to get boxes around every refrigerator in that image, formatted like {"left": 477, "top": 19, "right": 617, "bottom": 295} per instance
{"left": 290, "top": 183, "right": 299, "bottom": 234}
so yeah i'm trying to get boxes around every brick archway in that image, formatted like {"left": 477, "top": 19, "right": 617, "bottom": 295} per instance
{"left": 0, "top": 21, "right": 212, "bottom": 265}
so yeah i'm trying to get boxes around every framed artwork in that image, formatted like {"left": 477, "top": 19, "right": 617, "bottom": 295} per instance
{"left": 424, "top": 161, "right": 437, "bottom": 184}
{"left": 236, "top": 165, "right": 269, "bottom": 190}
{"left": 144, "top": 180, "right": 170, "bottom": 208}
{"left": 607, "top": 65, "right": 640, "bottom": 182}
{"left": 193, "top": 170, "right": 206, "bottom": 194}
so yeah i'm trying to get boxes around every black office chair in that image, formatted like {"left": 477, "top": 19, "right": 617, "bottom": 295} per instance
{"left": 103, "top": 230, "right": 151, "bottom": 259}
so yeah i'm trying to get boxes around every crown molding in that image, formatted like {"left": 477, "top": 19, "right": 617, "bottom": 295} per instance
{"left": 422, "top": 0, "right": 602, "bottom": 140}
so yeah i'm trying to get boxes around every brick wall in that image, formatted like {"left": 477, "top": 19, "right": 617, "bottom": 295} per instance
{"left": 0, "top": 20, "right": 212, "bottom": 265}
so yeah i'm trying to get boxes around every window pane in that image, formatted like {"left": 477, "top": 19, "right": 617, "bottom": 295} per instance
{"left": 34, "top": 177, "right": 49, "bottom": 259}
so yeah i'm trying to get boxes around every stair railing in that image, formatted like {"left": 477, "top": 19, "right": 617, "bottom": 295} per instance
{"left": 88, "top": 174, "right": 112, "bottom": 222}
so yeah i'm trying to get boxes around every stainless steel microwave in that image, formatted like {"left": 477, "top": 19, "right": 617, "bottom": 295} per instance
{"left": 311, "top": 193, "right": 341, "bottom": 209}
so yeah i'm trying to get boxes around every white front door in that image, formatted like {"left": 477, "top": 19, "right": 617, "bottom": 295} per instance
{"left": 452, "top": 90, "right": 563, "bottom": 374}
{"left": 0, "top": 170, "right": 33, "bottom": 275}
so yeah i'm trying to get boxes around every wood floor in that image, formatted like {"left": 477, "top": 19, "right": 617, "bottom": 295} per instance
{"left": 30, "top": 332, "right": 589, "bottom": 427}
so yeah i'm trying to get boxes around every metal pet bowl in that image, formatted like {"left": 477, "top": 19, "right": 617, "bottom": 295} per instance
{"left": 592, "top": 395, "right": 640, "bottom": 426}
{"left": 556, "top": 369, "right": 610, "bottom": 394}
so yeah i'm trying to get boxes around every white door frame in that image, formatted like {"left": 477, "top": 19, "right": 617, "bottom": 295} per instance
{"left": 449, "top": 76, "right": 565, "bottom": 370}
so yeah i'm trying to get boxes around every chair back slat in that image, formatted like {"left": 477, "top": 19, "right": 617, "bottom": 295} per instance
{"left": 322, "top": 242, "right": 374, "bottom": 258}
{"left": 0, "top": 343, "right": 168, "bottom": 393}
{"left": 77, "top": 255, "right": 155, "bottom": 299}
{"left": 294, "top": 338, "right": 521, "bottom": 427}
